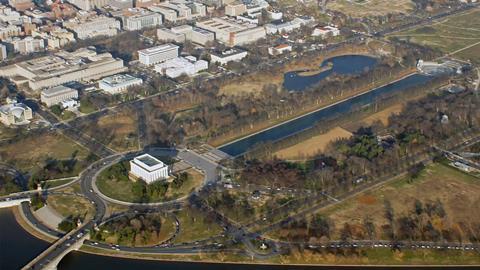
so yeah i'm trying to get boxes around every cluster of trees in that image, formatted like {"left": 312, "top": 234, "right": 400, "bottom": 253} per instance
{"left": 206, "top": 190, "right": 254, "bottom": 222}
{"left": 58, "top": 215, "right": 81, "bottom": 232}
{"left": 0, "top": 172, "right": 22, "bottom": 195}
{"left": 277, "top": 197, "right": 480, "bottom": 244}
{"left": 236, "top": 89, "right": 480, "bottom": 196}
{"left": 91, "top": 213, "right": 166, "bottom": 246}
{"left": 29, "top": 153, "right": 82, "bottom": 189}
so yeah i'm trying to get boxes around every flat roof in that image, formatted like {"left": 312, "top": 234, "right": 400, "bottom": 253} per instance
{"left": 41, "top": 85, "right": 77, "bottom": 97}
{"left": 132, "top": 154, "right": 167, "bottom": 171}
{"left": 100, "top": 74, "right": 142, "bottom": 87}
{"left": 138, "top": 44, "right": 179, "bottom": 56}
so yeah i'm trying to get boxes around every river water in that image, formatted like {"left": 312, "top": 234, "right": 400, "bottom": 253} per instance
{"left": 283, "top": 55, "right": 378, "bottom": 91}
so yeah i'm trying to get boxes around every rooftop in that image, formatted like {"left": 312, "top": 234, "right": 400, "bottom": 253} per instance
{"left": 138, "top": 44, "right": 179, "bottom": 56}
{"left": 100, "top": 74, "right": 142, "bottom": 87}
{"left": 41, "top": 85, "right": 77, "bottom": 97}
{"left": 132, "top": 154, "right": 167, "bottom": 171}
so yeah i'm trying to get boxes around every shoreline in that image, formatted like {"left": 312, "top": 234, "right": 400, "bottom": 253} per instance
{"left": 12, "top": 205, "right": 56, "bottom": 243}
{"left": 77, "top": 245, "right": 480, "bottom": 267}
{"left": 217, "top": 69, "right": 418, "bottom": 150}
{"left": 9, "top": 206, "right": 480, "bottom": 267}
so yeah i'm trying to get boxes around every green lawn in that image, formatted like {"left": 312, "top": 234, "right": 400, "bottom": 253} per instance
{"left": 173, "top": 207, "right": 223, "bottom": 243}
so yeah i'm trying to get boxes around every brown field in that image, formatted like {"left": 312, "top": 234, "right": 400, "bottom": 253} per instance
{"left": 317, "top": 163, "right": 480, "bottom": 239}
{"left": 91, "top": 111, "right": 138, "bottom": 152}
{"left": 274, "top": 127, "right": 352, "bottom": 160}
{"left": 327, "top": 0, "right": 414, "bottom": 17}
{"left": 0, "top": 132, "right": 90, "bottom": 172}
{"left": 362, "top": 103, "right": 404, "bottom": 126}
{"left": 47, "top": 194, "right": 94, "bottom": 220}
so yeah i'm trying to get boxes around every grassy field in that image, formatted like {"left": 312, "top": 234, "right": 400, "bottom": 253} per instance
{"left": 47, "top": 193, "right": 94, "bottom": 220}
{"left": 314, "top": 163, "right": 480, "bottom": 239}
{"left": 326, "top": 0, "right": 414, "bottom": 17}
{"left": 0, "top": 132, "right": 91, "bottom": 174}
{"left": 173, "top": 207, "right": 223, "bottom": 243}
{"left": 273, "top": 127, "right": 352, "bottom": 160}
{"left": 388, "top": 9, "right": 480, "bottom": 62}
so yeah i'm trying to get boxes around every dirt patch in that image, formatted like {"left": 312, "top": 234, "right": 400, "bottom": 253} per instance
{"left": 274, "top": 126, "right": 352, "bottom": 159}
{"left": 362, "top": 104, "right": 404, "bottom": 126}
{"left": 357, "top": 194, "right": 377, "bottom": 205}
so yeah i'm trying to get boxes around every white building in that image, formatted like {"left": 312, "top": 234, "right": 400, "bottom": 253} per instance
{"left": 63, "top": 16, "right": 121, "bottom": 40}
{"left": 210, "top": 48, "right": 247, "bottom": 65}
{"left": 0, "top": 44, "right": 7, "bottom": 61}
{"left": 138, "top": 44, "right": 179, "bottom": 66}
{"left": 0, "top": 102, "right": 33, "bottom": 126}
{"left": 312, "top": 25, "right": 340, "bottom": 38}
{"left": 0, "top": 48, "right": 127, "bottom": 90}
{"left": 267, "top": 9, "right": 282, "bottom": 20}
{"left": 67, "top": 0, "right": 109, "bottom": 10}
{"left": 268, "top": 44, "right": 291, "bottom": 55}
{"left": 41, "top": 85, "right": 78, "bottom": 107}
{"left": 265, "top": 17, "right": 313, "bottom": 35}
{"left": 225, "top": 3, "right": 246, "bottom": 16}
{"left": 155, "top": 56, "right": 208, "bottom": 78}
{"left": 157, "top": 25, "right": 214, "bottom": 45}
{"left": 9, "top": 37, "right": 45, "bottom": 55}
{"left": 148, "top": 1, "right": 206, "bottom": 22}
{"left": 120, "top": 9, "right": 163, "bottom": 31}
{"left": 129, "top": 154, "right": 169, "bottom": 184}
{"left": 196, "top": 17, "right": 266, "bottom": 46}
{"left": 98, "top": 74, "right": 143, "bottom": 94}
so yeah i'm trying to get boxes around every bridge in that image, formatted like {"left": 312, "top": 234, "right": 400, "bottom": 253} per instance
{"left": 22, "top": 223, "right": 91, "bottom": 270}
{"left": 0, "top": 197, "right": 30, "bottom": 208}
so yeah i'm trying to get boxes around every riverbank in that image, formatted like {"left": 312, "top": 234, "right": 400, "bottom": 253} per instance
{"left": 214, "top": 67, "right": 417, "bottom": 149}
{"left": 12, "top": 205, "right": 56, "bottom": 243}
{"left": 76, "top": 243, "right": 480, "bottom": 267}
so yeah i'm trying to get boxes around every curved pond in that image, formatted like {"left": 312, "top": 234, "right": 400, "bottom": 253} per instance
{"left": 283, "top": 55, "right": 378, "bottom": 91}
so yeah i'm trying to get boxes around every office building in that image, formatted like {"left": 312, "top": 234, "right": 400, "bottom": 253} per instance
{"left": 148, "top": 1, "right": 206, "bottom": 22}
{"left": 119, "top": 8, "right": 163, "bottom": 31}
{"left": 0, "top": 44, "right": 7, "bottom": 61}
{"left": 210, "top": 48, "right": 247, "bottom": 65}
{"left": 63, "top": 15, "right": 121, "bottom": 39}
{"left": 312, "top": 25, "right": 340, "bottom": 38}
{"left": 98, "top": 74, "right": 143, "bottom": 94}
{"left": 268, "top": 44, "right": 291, "bottom": 55}
{"left": 265, "top": 17, "right": 314, "bottom": 34}
{"left": 196, "top": 17, "right": 265, "bottom": 46}
{"left": 225, "top": 3, "right": 246, "bottom": 16}
{"left": 138, "top": 43, "right": 179, "bottom": 66}
{"left": 41, "top": 85, "right": 78, "bottom": 107}
{"left": 154, "top": 55, "right": 208, "bottom": 78}
{"left": 157, "top": 25, "right": 214, "bottom": 45}
{"left": 9, "top": 37, "right": 45, "bottom": 55}
{"left": 129, "top": 154, "right": 169, "bottom": 184}
{"left": 0, "top": 23, "right": 21, "bottom": 40}
{"left": 67, "top": 0, "right": 109, "bottom": 10}
{"left": 0, "top": 47, "right": 127, "bottom": 90}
